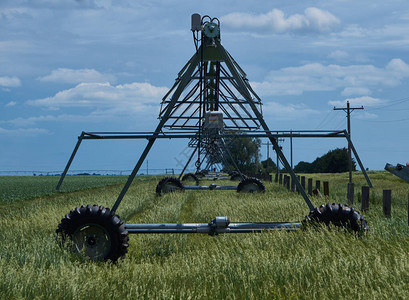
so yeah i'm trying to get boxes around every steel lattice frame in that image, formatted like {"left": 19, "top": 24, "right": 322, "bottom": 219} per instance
{"left": 57, "top": 15, "right": 373, "bottom": 214}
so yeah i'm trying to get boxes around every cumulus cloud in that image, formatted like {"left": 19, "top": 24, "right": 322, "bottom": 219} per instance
{"left": 0, "top": 76, "right": 21, "bottom": 87}
{"left": 5, "top": 101, "right": 17, "bottom": 107}
{"left": 355, "top": 112, "right": 378, "bottom": 120}
{"left": 341, "top": 87, "right": 371, "bottom": 96}
{"left": 0, "top": 127, "right": 48, "bottom": 136}
{"left": 328, "top": 96, "right": 382, "bottom": 107}
{"left": 251, "top": 59, "right": 409, "bottom": 96}
{"left": 0, "top": 114, "right": 109, "bottom": 127}
{"left": 327, "top": 50, "right": 348, "bottom": 60}
{"left": 37, "top": 68, "right": 116, "bottom": 84}
{"left": 27, "top": 81, "right": 169, "bottom": 113}
{"left": 263, "top": 101, "right": 319, "bottom": 120}
{"left": 221, "top": 8, "right": 340, "bottom": 34}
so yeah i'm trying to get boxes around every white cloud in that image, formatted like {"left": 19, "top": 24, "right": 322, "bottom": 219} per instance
{"left": 251, "top": 59, "right": 409, "bottom": 96}
{"left": 328, "top": 96, "right": 382, "bottom": 107}
{"left": 0, "top": 114, "right": 109, "bottom": 127}
{"left": 221, "top": 8, "right": 340, "bottom": 34}
{"left": 0, "top": 127, "right": 48, "bottom": 136}
{"left": 341, "top": 87, "right": 371, "bottom": 96}
{"left": 27, "top": 81, "right": 169, "bottom": 113}
{"left": 356, "top": 112, "right": 378, "bottom": 120}
{"left": 327, "top": 50, "right": 348, "bottom": 60}
{"left": 263, "top": 101, "right": 319, "bottom": 120}
{"left": 5, "top": 101, "right": 16, "bottom": 107}
{"left": 38, "top": 68, "right": 116, "bottom": 84}
{"left": 0, "top": 76, "right": 21, "bottom": 87}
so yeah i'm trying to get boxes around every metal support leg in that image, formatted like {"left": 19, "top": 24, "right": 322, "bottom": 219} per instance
{"left": 56, "top": 132, "right": 85, "bottom": 190}
{"left": 220, "top": 137, "right": 245, "bottom": 180}
{"left": 217, "top": 39, "right": 314, "bottom": 211}
{"left": 112, "top": 51, "right": 201, "bottom": 212}
{"left": 268, "top": 136, "right": 315, "bottom": 211}
{"left": 178, "top": 146, "right": 198, "bottom": 179}
{"left": 112, "top": 138, "right": 156, "bottom": 213}
{"left": 344, "top": 130, "right": 373, "bottom": 188}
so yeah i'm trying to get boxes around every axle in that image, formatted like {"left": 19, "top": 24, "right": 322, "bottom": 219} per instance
{"left": 125, "top": 216, "right": 302, "bottom": 235}
{"left": 184, "top": 184, "right": 237, "bottom": 190}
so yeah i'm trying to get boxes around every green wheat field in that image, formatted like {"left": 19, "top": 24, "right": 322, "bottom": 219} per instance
{"left": 1, "top": 172, "right": 409, "bottom": 299}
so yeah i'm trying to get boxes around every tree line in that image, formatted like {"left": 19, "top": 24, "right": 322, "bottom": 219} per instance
{"left": 221, "top": 134, "right": 355, "bottom": 174}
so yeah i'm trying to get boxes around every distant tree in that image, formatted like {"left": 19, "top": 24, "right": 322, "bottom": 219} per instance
{"left": 294, "top": 161, "right": 314, "bottom": 173}
{"left": 294, "top": 148, "right": 355, "bottom": 173}
{"left": 222, "top": 134, "right": 261, "bottom": 174}
{"left": 261, "top": 157, "right": 277, "bottom": 173}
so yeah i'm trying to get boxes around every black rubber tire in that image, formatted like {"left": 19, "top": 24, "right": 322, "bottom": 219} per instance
{"left": 230, "top": 172, "right": 245, "bottom": 181}
{"left": 156, "top": 177, "right": 185, "bottom": 195}
{"left": 195, "top": 171, "right": 205, "bottom": 178}
{"left": 56, "top": 204, "right": 129, "bottom": 262}
{"left": 201, "top": 169, "right": 209, "bottom": 175}
{"left": 237, "top": 177, "right": 265, "bottom": 193}
{"left": 181, "top": 173, "right": 200, "bottom": 186}
{"left": 305, "top": 203, "right": 369, "bottom": 233}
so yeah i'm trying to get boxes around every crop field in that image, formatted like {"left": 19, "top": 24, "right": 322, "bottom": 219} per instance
{"left": 1, "top": 172, "right": 409, "bottom": 299}
{"left": 0, "top": 175, "right": 129, "bottom": 204}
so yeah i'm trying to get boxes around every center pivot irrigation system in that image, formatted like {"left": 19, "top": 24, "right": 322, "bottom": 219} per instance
{"left": 56, "top": 14, "right": 372, "bottom": 261}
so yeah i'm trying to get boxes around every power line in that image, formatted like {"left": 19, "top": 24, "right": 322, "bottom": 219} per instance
{"left": 365, "top": 96, "right": 409, "bottom": 111}
{"left": 333, "top": 101, "right": 364, "bottom": 184}
{"left": 358, "top": 117, "right": 409, "bottom": 123}
{"left": 315, "top": 110, "right": 332, "bottom": 129}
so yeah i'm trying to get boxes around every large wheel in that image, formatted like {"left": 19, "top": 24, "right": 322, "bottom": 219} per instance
{"left": 305, "top": 203, "right": 369, "bottom": 233}
{"left": 237, "top": 177, "right": 265, "bottom": 193}
{"left": 156, "top": 177, "right": 184, "bottom": 195}
{"left": 230, "top": 171, "right": 245, "bottom": 181}
{"left": 56, "top": 205, "right": 129, "bottom": 261}
{"left": 200, "top": 169, "right": 209, "bottom": 175}
{"left": 195, "top": 171, "right": 205, "bottom": 178}
{"left": 181, "top": 173, "right": 200, "bottom": 186}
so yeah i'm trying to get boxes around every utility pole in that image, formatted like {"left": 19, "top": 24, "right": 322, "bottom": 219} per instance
{"left": 261, "top": 141, "right": 271, "bottom": 171}
{"left": 290, "top": 130, "right": 293, "bottom": 170}
{"left": 274, "top": 137, "right": 285, "bottom": 178}
{"left": 261, "top": 141, "right": 270, "bottom": 168}
{"left": 333, "top": 101, "right": 364, "bottom": 183}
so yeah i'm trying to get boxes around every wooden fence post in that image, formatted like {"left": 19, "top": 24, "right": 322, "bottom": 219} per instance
{"left": 301, "top": 176, "right": 306, "bottom": 190}
{"left": 308, "top": 178, "right": 313, "bottom": 196}
{"left": 296, "top": 176, "right": 300, "bottom": 193}
{"left": 291, "top": 176, "right": 295, "bottom": 192}
{"left": 274, "top": 173, "right": 278, "bottom": 183}
{"left": 383, "top": 189, "right": 391, "bottom": 217}
{"left": 279, "top": 174, "right": 282, "bottom": 185}
{"left": 286, "top": 176, "right": 290, "bottom": 190}
{"left": 361, "top": 186, "right": 370, "bottom": 212}
{"left": 316, "top": 180, "right": 320, "bottom": 191}
{"left": 347, "top": 183, "right": 354, "bottom": 205}
{"left": 323, "top": 181, "right": 329, "bottom": 197}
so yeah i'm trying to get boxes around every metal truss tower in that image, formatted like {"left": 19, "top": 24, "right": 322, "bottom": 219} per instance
{"left": 56, "top": 14, "right": 372, "bottom": 214}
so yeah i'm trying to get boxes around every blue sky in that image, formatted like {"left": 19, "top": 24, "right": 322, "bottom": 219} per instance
{"left": 1, "top": 0, "right": 409, "bottom": 173}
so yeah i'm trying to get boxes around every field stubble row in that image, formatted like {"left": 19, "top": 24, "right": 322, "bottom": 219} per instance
{"left": 1, "top": 172, "right": 409, "bottom": 299}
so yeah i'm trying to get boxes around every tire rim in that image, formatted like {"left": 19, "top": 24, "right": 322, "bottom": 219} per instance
{"left": 162, "top": 182, "right": 181, "bottom": 193}
{"left": 183, "top": 176, "right": 196, "bottom": 182}
{"left": 241, "top": 183, "right": 262, "bottom": 193}
{"left": 72, "top": 223, "right": 111, "bottom": 260}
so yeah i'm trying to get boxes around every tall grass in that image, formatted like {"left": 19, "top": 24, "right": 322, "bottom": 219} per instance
{"left": 1, "top": 172, "right": 409, "bottom": 299}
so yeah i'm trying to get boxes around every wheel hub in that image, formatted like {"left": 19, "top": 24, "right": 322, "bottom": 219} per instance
{"left": 72, "top": 224, "right": 111, "bottom": 260}
{"left": 87, "top": 236, "right": 97, "bottom": 246}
